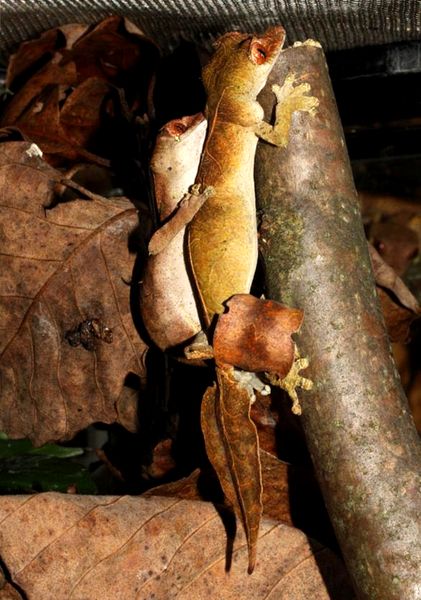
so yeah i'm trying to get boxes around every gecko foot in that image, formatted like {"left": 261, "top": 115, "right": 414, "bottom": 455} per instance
{"left": 267, "top": 355, "right": 313, "bottom": 415}
{"left": 189, "top": 183, "right": 215, "bottom": 198}
{"left": 272, "top": 73, "right": 319, "bottom": 118}
{"left": 184, "top": 330, "right": 214, "bottom": 360}
{"left": 256, "top": 73, "right": 319, "bottom": 147}
{"left": 232, "top": 369, "right": 271, "bottom": 402}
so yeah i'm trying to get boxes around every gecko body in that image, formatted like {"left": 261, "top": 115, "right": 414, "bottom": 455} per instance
{"left": 140, "top": 114, "right": 206, "bottom": 350}
{"left": 188, "top": 27, "right": 286, "bottom": 326}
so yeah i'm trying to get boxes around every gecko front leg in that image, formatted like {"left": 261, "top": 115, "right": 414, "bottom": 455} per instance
{"left": 148, "top": 183, "right": 214, "bottom": 255}
{"left": 256, "top": 72, "right": 319, "bottom": 147}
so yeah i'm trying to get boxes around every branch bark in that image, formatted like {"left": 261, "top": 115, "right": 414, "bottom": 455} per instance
{"left": 255, "top": 42, "right": 421, "bottom": 600}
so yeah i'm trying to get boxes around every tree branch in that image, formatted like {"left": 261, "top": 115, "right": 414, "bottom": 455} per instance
{"left": 255, "top": 41, "right": 421, "bottom": 600}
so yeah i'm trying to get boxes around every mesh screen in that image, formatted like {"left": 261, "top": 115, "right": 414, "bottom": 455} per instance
{"left": 1, "top": 0, "right": 420, "bottom": 56}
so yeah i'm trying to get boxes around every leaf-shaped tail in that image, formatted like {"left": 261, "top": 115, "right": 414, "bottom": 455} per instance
{"left": 201, "top": 366, "right": 262, "bottom": 573}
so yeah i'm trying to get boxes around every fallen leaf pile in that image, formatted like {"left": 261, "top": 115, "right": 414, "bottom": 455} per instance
{"left": 0, "top": 16, "right": 158, "bottom": 166}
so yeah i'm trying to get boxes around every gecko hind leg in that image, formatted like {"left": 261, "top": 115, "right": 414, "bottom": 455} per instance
{"left": 232, "top": 369, "right": 271, "bottom": 402}
{"left": 184, "top": 330, "right": 214, "bottom": 360}
{"left": 267, "top": 348, "right": 313, "bottom": 415}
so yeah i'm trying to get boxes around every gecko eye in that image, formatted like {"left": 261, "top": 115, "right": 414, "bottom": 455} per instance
{"left": 166, "top": 121, "right": 188, "bottom": 136}
{"left": 250, "top": 42, "right": 268, "bottom": 64}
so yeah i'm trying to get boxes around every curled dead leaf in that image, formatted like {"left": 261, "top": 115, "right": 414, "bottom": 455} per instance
{"left": 213, "top": 294, "right": 303, "bottom": 378}
{"left": 142, "top": 438, "right": 177, "bottom": 480}
{"left": 146, "top": 449, "right": 293, "bottom": 527}
{"left": 368, "top": 243, "right": 420, "bottom": 342}
{"left": 0, "top": 140, "right": 58, "bottom": 213}
{"left": 5, "top": 24, "right": 89, "bottom": 90}
{"left": 369, "top": 220, "right": 418, "bottom": 276}
{"left": 0, "top": 16, "right": 159, "bottom": 165}
{"left": 376, "top": 288, "right": 419, "bottom": 343}
{"left": 369, "top": 243, "right": 419, "bottom": 312}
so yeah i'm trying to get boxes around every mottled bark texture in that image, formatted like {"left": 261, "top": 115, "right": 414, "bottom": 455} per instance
{"left": 255, "top": 43, "right": 421, "bottom": 600}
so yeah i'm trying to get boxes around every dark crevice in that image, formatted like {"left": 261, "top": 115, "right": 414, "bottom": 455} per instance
{"left": 0, "top": 555, "right": 28, "bottom": 600}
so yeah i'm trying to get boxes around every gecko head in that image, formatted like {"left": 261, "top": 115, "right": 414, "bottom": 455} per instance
{"left": 203, "top": 26, "right": 286, "bottom": 96}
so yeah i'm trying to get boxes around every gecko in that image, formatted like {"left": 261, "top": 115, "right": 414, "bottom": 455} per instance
{"left": 142, "top": 27, "right": 318, "bottom": 573}
{"left": 140, "top": 113, "right": 207, "bottom": 351}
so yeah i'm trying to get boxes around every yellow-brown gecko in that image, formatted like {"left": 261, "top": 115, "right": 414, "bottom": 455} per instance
{"left": 188, "top": 26, "right": 318, "bottom": 327}
{"left": 142, "top": 27, "right": 318, "bottom": 573}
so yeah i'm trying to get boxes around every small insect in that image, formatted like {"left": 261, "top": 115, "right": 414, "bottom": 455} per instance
{"left": 65, "top": 318, "right": 113, "bottom": 351}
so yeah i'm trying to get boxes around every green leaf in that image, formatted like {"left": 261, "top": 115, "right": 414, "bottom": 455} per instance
{"left": 0, "top": 455, "right": 96, "bottom": 494}
{"left": 0, "top": 437, "right": 84, "bottom": 459}
{"left": 0, "top": 435, "right": 95, "bottom": 493}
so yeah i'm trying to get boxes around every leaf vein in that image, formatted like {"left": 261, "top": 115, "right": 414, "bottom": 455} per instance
{"left": 0, "top": 204, "right": 92, "bottom": 230}
{"left": 98, "top": 230, "right": 143, "bottom": 375}
{"left": 44, "top": 299, "right": 69, "bottom": 439}
{"left": 261, "top": 548, "right": 318, "bottom": 600}
{"left": 14, "top": 496, "right": 125, "bottom": 576}
{"left": 0, "top": 208, "right": 136, "bottom": 364}
{"left": 0, "top": 252, "right": 61, "bottom": 262}
{"left": 136, "top": 512, "right": 219, "bottom": 598}
{"left": 68, "top": 497, "right": 182, "bottom": 598}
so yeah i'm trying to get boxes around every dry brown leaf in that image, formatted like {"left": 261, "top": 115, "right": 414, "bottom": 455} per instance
{"left": 0, "top": 140, "right": 58, "bottom": 213}
{"left": 369, "top": 242, "right": 419, "bottom": 312}
{"left": 5, "top": 24, "right": 89, "bottom": 90}
{"left": 144, "top": 467, "right": 204, "bottom": 500}
{"left": 142, "top": 438, "right": 177, "bottom": 479}
{"left": 1, "top": 59, "right": 78, "bottom": 127}
{"left": 377, "top": 288, "right": 418, "bottom": 343}
{"left": 146, "top": 449, "right": 293, "bottom": 526}
{"left": 213, "top": 294, "right": 303, "bottom": 377}
{"left": 1, "top": 17, "right": 159, "bottom": 165}
{"left": 0, "top": 493, "right": 355, "bottom": 600}
{"left": 59, "top": 78, "right": 114, "bottom": 148}
{"left": 250, "top": 392, "right": 279, "bottom": 455}
{"left": 9, "top": 78, "right": 115, "bottom": 165}
{"left": 368, "top": 243, "right": 420, "bottom": 341}
{"left": 0, "top": 141, "right": 147, "bottom": 444}
{"left": 63, "top": 16, "right": 157, "bottom": 97}
{"left": 201, "top": 368, "right": 262, "bottom": 574}
{"left": 258, "top": 450, "right": 291, "bottom": 524}
{"left": 368, "top": 219, "right": 418, "bottom": 276}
